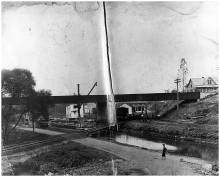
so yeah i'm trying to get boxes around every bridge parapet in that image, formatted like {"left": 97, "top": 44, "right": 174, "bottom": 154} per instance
{"left": 114, "top": 92, "right": 200, "bottom": 102}
{"left": 2, "top": 92, "right": 200, "bottom": 105}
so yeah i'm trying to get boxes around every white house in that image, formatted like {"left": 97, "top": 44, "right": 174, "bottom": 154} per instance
{"left": 66, "top": 104, "right": 84, "bottom": 118}
{"left": 84, "top": 103, "right": 96, "bottom": 114}
{"left": 66, "top": 103, "right": 96, "bottom": 118}
{"left": 185, "top": 77, "right": 218, "bottom": 92}
{"left": 119, "top": 103, "right": 133, "bottom": 115}
{"left": 185, "top": 77, "right": 218, "bottom": 98}
{"left": 118, "top": 103, "right": 150, "bottom": 115}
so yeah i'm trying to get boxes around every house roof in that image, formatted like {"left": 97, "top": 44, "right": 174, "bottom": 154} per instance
{"left": 186, "top": 77, "right": 218, "bottom": 87}
{"left": 212, "top": 77, "right": 219, "bottom": 84}
{"left": 190, "top": 78, "right": 206, "bottom": 86}
{"left": 116, "top": 102, "right": 148, "bottom": 108}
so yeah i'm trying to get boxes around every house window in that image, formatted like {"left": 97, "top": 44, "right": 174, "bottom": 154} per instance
{"left": 208, "top": 80, "right": 212, "bottom": 85}
{"left": 135, "top": 106, "right": 142, "bottom": 111}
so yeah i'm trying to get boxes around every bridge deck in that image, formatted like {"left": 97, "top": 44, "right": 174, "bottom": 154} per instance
{"left": 2, "top": 92, "right": 200, "bottom": 105}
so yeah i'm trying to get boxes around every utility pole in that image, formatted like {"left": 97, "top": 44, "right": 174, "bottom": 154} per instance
{"left": 77, "top": 84, "right": 81, "bottom": 118}
{"left": 174, "top": 78, "right": 181, "bottom": 112}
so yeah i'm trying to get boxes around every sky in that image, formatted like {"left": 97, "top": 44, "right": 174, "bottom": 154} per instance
{"left": 2, "top": 1, "right": 219, "bottom": 95}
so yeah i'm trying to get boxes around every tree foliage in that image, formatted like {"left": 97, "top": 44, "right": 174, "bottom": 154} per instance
{"left": 26, "top": 89, "right": 53, "bottom": 132}
{"left": 36, "top": 89, "right": 53, "bottom": 120}
{"left": 171, "top": 89, "right": 177, "bottom": 93}
{"left": 2, "top": 68, "right": 53, "bottom": 143}
{"left": 2, "top": 68, "right": 36, "bottom": 97}
{"left": 178, "top": 58, "right": 189, "bottom": 92}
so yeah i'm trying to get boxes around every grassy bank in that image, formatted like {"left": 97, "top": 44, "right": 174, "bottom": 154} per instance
{"left": 122, "top": 94, "right": 218, "bottom": 144}
{"left": 122, "top": 120, "right": 218, "bottom": 144}
{"left": 2, "top": 128, "right": 51, "bottom": 146}
{"left": 12, "top": 141, "right": 120, "bottom": 175}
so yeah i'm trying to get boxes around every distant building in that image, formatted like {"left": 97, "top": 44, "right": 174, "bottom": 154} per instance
{"left": 66, "top": 104, "right": 84, "bottom": 118}
{"left": 119, "top": 103, "right": 133, "bottom": 115}
{"left": 132, "top": 104, "right": 146, "bottom": 114}
{"left": 83, "top": 103, "right": 97, "bottom": 118}
{"left": 117, "top": 103, "right": 148, "bottom": 115}
{"left": 66, "top": 103, "right": 96, "bottom": 118}
{"left": 185, "top": 77, "right": 218, "bottom": 97}
{"left": 49, "top": 104, "right": 66, "bottom": 119}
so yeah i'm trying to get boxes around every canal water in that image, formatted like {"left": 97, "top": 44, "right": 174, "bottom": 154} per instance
{"left": 115, "top": 133, "right": 218, "bottom": 163}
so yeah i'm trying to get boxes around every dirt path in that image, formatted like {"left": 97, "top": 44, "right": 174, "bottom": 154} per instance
{"left": 73, "top": 137, "right": 212, "bottom": 175}
{"left": 17, "top": 127, "right": 65, "bottom": 135}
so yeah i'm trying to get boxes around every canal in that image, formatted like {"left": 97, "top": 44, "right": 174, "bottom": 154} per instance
{"left": 115, "top": 133, "right": 218, "bottom": 163}
{"left": 91, "top": 129, "right": 218, "bottom": 163}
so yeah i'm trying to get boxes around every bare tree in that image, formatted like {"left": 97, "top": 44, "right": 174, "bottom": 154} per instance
{"left": 178, "top": 58, "right": 189, "bottom": 92}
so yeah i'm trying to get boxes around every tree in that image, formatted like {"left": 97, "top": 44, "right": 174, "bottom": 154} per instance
{"left": 1, "top": 68, "right": 53, "bottom": 142}
{"left": 36, "top": 89, "right": 53, "bottom": 120}
{"left": 178, "top": 58, "right": 189, "bottom": 92}
{"left": 2, "top": 68, "right": 36, "bottom": 143}
{"left": 2, "top": 68, "right": 36, "bottom": 97}
{"left": 27, "top": 89, "right": 53, "bottom": 132}
{"left": 171, "top": 89, "right": 177, "bottom": 93}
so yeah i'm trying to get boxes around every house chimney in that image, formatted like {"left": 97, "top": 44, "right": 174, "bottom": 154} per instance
{"left": 202, "top": 77, "right": 205, "bottom": 84}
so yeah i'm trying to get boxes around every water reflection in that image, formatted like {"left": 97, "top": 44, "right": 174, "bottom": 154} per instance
{"left": 116, "top": 134, "right": 177, "bottom": 151}
{"left": 115, "top": 133, "right": 218, "bottom": 163}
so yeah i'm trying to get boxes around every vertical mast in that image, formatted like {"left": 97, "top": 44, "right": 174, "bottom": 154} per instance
{"left": 101, "top": 2, "right": 117, "bottom": 126}
{"left": 102, "top": 1, "right": 114, "bottom": 95}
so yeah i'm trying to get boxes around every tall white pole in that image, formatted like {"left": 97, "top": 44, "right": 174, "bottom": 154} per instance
{"left": 101, "top": 2, "right": 117, "bottom": 127}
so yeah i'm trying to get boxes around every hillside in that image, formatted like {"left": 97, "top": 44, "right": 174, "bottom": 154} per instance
{"left": 162, "top": 93, "right": 218, "bottom": 125}
{"left": 122, "top": 94, "right": 218, "bottom": 144}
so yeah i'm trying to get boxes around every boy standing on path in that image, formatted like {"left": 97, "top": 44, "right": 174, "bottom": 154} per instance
{"left": 162, "top": 144, "right": 167, "bottom": 160}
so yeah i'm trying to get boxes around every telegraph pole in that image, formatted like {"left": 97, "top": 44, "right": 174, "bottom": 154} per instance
{"left": 174, "top": 78, "right": 181, "bottom": 112}
{"left": 77, "top": 84, "right": 81, "bottom": 118}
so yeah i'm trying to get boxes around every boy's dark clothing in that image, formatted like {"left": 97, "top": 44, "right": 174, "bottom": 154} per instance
{"left": 162, "top": 147, "right": 167, "bottom": 157}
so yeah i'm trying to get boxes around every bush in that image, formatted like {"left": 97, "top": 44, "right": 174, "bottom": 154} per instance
{"left": 13, "top": 142, "right": 114, "bottom": 175}
{"left": 212, "top": 164, "right": 219, "bottom": 171}
{"left": 14, "top": 159, "right": 41, "bottom": 174}
{"left": 39, "top": 162, "right": 57, "bottom": 174}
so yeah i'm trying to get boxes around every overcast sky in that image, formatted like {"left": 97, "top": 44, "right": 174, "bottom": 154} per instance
{"left": 2, "top": 1, "right": 219, "bottom": 95}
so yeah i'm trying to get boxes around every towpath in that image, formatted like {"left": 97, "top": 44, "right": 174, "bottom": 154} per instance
{"left": 17, "top": 126, "right": 65, "bottom": 135}
{"left": 73, "top": 137, "right": 211, "bottom": 175}
{"left": 3, "top": 127, "right": 212, "bottom": 175}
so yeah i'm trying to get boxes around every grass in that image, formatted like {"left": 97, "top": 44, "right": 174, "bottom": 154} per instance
{"left": 163, "top": 94, "right": 218, "bottom": 123}
{"left": 3, "top": 128, "right": 51, "bottom": 146}
{"left": 122, "top": 94, "right": 218, "bottom": 144}
{"left": 12, "top": 141, "right": 117, "bottom": 175}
